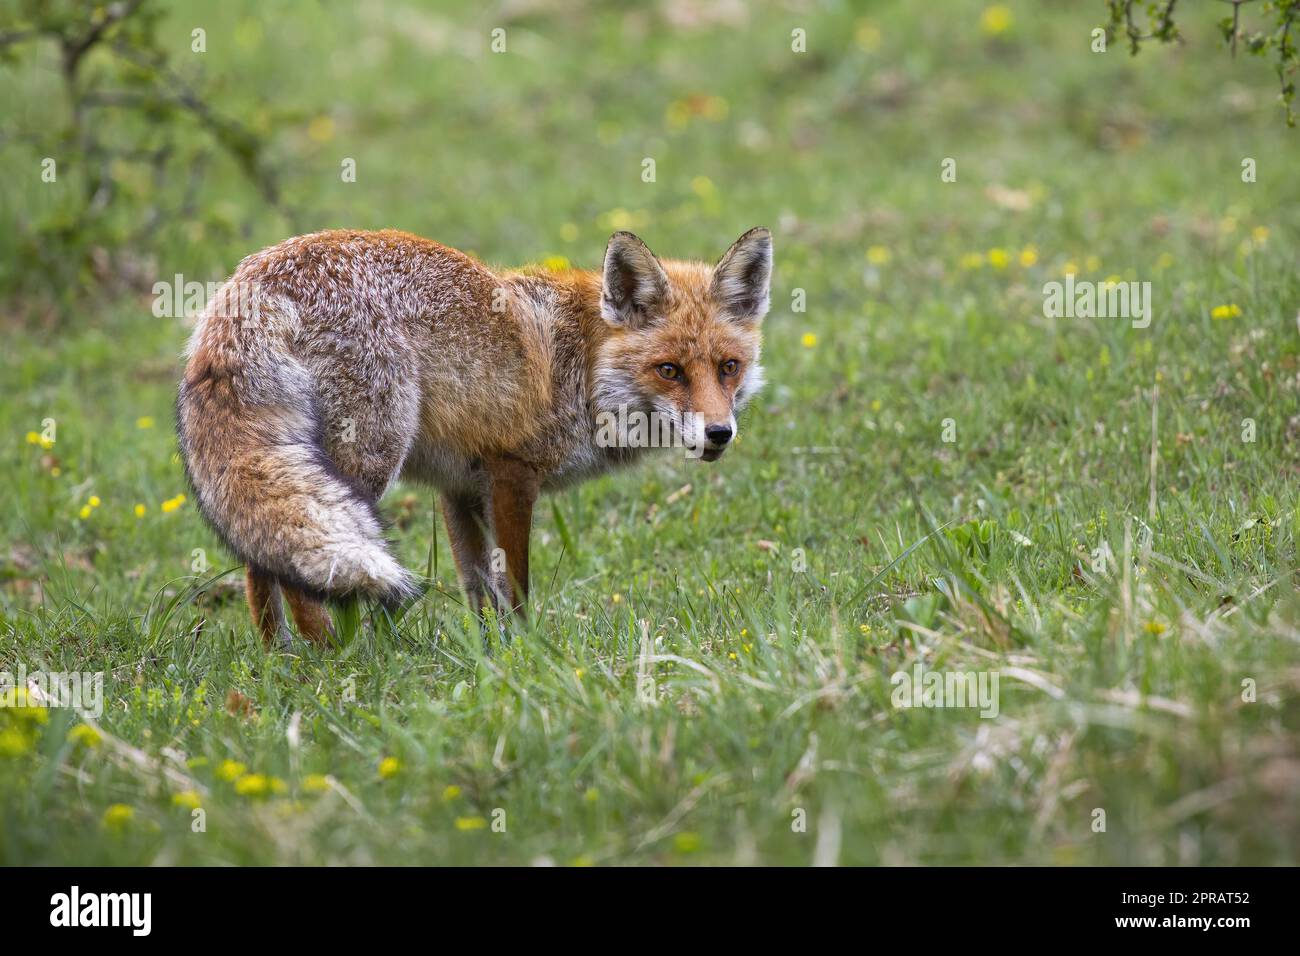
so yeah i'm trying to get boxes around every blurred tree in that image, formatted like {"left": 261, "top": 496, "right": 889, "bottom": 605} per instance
{"left": 0, "top": 0, "right": 291, "bottom": 308}
{"left": 1106, "top": 0, "right": 1299, "bottom": 125}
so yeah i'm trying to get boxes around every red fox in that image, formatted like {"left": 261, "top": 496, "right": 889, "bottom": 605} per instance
{"left": 177, "top": 227, "right": 772, "bottom": 646}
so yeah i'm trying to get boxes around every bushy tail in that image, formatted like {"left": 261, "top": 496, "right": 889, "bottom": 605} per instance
{"left": 176, "top": 301, "right": 417, "bottom": 606}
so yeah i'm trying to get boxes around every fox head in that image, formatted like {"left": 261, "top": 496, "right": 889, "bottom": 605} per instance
{"left": 593, "top": 227, "right": 772, "bottom": 461}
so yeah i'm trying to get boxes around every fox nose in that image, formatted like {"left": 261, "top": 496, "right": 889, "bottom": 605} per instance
{"left": 705, "top": 424, "right": 733, "bottom": 446}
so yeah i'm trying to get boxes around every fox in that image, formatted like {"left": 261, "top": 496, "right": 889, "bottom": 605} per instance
{"left": 176, "top": 226, "right": 772, "bottom": 647}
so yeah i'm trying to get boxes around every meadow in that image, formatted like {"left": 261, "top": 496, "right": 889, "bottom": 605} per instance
{"left": 1, "top": 0, "right": 1298, "bottom": 865}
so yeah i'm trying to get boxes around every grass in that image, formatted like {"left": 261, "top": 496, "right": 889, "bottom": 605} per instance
{"left": 1, "top": 0, "right": 1298, "bottom": 865}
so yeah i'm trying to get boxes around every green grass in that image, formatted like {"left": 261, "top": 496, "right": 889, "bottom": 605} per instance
{"left": 2, "top": 0, "right": 1298, "bottom": 865}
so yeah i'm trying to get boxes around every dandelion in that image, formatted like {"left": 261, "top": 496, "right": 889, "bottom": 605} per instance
{"left": 307, "top": 115, "right": 335, "bottom": 143}
{"left": 67, "top": 723, "right": 102, "bottom": 749}
{"left": 866, "top": 245, "right": 892, "bottom": 265}
{"left": 541, "top": 255, "right": 570, "bottom": 272}
{"left": 859, "top": 624, "right": 872, "bottom": 635}
{"left": 611, "top": 593, "right": 622, "bottom": 604}
{"left": 88, "top": 495, "right": 101, "bottom": 508}
{"left": 584, "top": 787, "right": 599, "bottom": 803}
{"left": 980, "top": 6, "right": 1013, "bottom": 36}
{"left": 136, "top": 416, "right": 154, "bottom": 429}
{"left": 161, "top": 493, "right": 187, "bottom": 514}
{"left": 303, "top": 773, "right": 330, "bottom": 793}
{"left": 728, "top": 652, "right": 737, "bottom": 660}
{"left": 234, "top": 773, "right": 284, "bottom": 797}
{"left": 1251, "top": 226, "right": 1269, "bottom": 246}
{"left": 454, "top": 816, "right": 488, "bottom": 831}
{"left": 78, "top": 505, "right": 92, "bottom": 520}
{"left": 1062, "top": 260, "right": 1079, "bottom": 275}
{"left": 574, "top": 668, "right": 585, "bottom": 681}
{"left": 102, "top": 803, "right": 134, "bottom": 831}
{"left": 673, "top": 832, "right": 702, "bottom": 853}
{"left": 987, "top": 248, "right": 1010, "bottom": 269}
{"left": 0, "top": 727, "right": 34, "bottom": 758}
{"left": 378, "top": 756, "right": 401, "bottom": 779}
{"left": 1143, "top": 620, "right": 1167, "bottom": 636}
{"left": 134, "top": 504, "right": 146, "bottom": 518}
{"left": 1210, "top": 304, "right": 1242, "bottom": 320}
{"left": 1018, "top": 245, "right": 1038, "bottom": 267}
{"left": 25, "top": 431, "right": 39, "bottom": 444}
{"left": 854, "top": 19, "right": 882, "bottom": 52}
{"left": 871, "top": 399, "right": 883, "bottom": 412}
{"left": 801, "top": 332, "right": 818, "bottom": 348}
{"left": 216, "top": 759, "right": 247, "bottom": 781}
{"left": 172, "top": 790, "right": 202, "bottom": 810}
{"left": 442, "top": 785, "right": 462, "bottom": 801}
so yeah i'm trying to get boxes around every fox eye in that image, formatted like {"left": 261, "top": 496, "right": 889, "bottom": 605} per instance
{"left": 656, "top": 363, "right": 682, "bottom": 381}
{"left": 720, "top": 359, "right": 739, "bottom": 376}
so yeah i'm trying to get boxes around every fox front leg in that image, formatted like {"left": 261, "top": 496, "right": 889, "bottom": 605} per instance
{"left": 486, "top": 457, "right": 540, "bottom": 616}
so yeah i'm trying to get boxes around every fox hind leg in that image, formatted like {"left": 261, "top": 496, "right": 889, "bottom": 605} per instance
{"left": 283, "top": 585, "right": 335, "bottom": 646}
{"left": 246, "top": 567, "right": 291, "bottom": 649}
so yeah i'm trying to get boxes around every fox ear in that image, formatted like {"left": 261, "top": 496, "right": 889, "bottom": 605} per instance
{"left": 711, "top": 227, "right": 772, "bottom": 324}
{"left": 601, "top": 232, "right": 670, "bottom": 329}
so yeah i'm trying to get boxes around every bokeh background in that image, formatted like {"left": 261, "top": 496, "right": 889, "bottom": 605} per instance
{"left": 1, "top": 1, "right": 1297, "bottom": 865}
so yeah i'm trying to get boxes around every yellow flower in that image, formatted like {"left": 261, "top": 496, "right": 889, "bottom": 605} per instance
{"left": 161, "top": 493, "right": 187, "bottom": 514}
{"left": 67, "top": 723, "right": 102, "bottom": 748}
{"left": 1251, "top": 225, "right": 1269, "bottom": 246}
{"left": 454, "top": 816, "right": 488, "bottom": 830}
{"left": 1154, "top": 252, "right": 1174, "bottom": 270}
{"left": 134, "top": 504, "right": 146, "bottom": 518}
{"left": 233, "top": 773, "right": 283, "bottom": 797}
{"left": 78, "top": 505, "right": 92, "bottom": 520}
{"left": 88, "top": 495, "right": 101, "bottom": 508}
{"left": 958, "top": 252, "right": 984, "bottom": 270}
{"left": 801, "top": 332, "right": 818, "bottom": 348}
{"left": 0, "top": 727, "right": 34, "bottom": 757}
{"left": 980, "top": 5, "right": 1013, "bottom": 35}
{"left": 866, "top": 245, "right": 892, "bottom": 265}
{"left": 870, "top": 399, "right": 883, "bottom": 412}
{"left": 1085, "top": 255, "right": 1101, "bottom": 272}
{"left": 574, "top": 668, "right": 585, "bottom": 680}
{"left": 690, "top": 176, "right": 716, "bottom": 199}
{"left": 1143, "top": 620, "right": 1167, "bottom": 636}
{"left": 1062, "top": 260, "right": 1079, "bottom": 275}
{"left": 987, "top": 248, "right": 1010, "bottom": 269}
{"left": 728, "top": 652, "right": 737, "bottom": 660}
{"left": 216, "top": 759, "right": 247, "bottom": 781}
{"left": 611, "top": 593, "right": 622, "bottom": 604}
{"left": 172, "top": 790, "right": 202, "bottom": 810}
{"left": 378, "top": 756, "right": 401, "bottom": 779}
{"left": 541, "top": 255, "right": 570, "bottom": 272}
{"left": 303, "top": 773, "right": 330, "bottom": 793}
{"left": 307, "top": 115, "right": 335, "bottom": 143}
{"left": 442, "top": 784, "right": 462, "bottom": 801}
{"left": 859, "top": 623, "right": 872, "bottom": 635}
{"left": 25, "top": 431, "right": 40, "bottom": 445}
{"left": 1018, "top": 246, "right": 1038, "bottom": 267}
{"left": 102, "top": 803, "right": 134, "bottom": 831}
{"left": 1210, "top": 304, "right": 1242, "bottom": 320}
{"left": 673, "top": 832, "right": 702, "bottom": 853}
{"left": 584, "top": 787, "right": 599, "bottom": 803}
{"left": 136, "top": 416, "right": 154, "bottom": 429}
{"left": 854, "top": 19, "right": 882, "bottom": 52}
